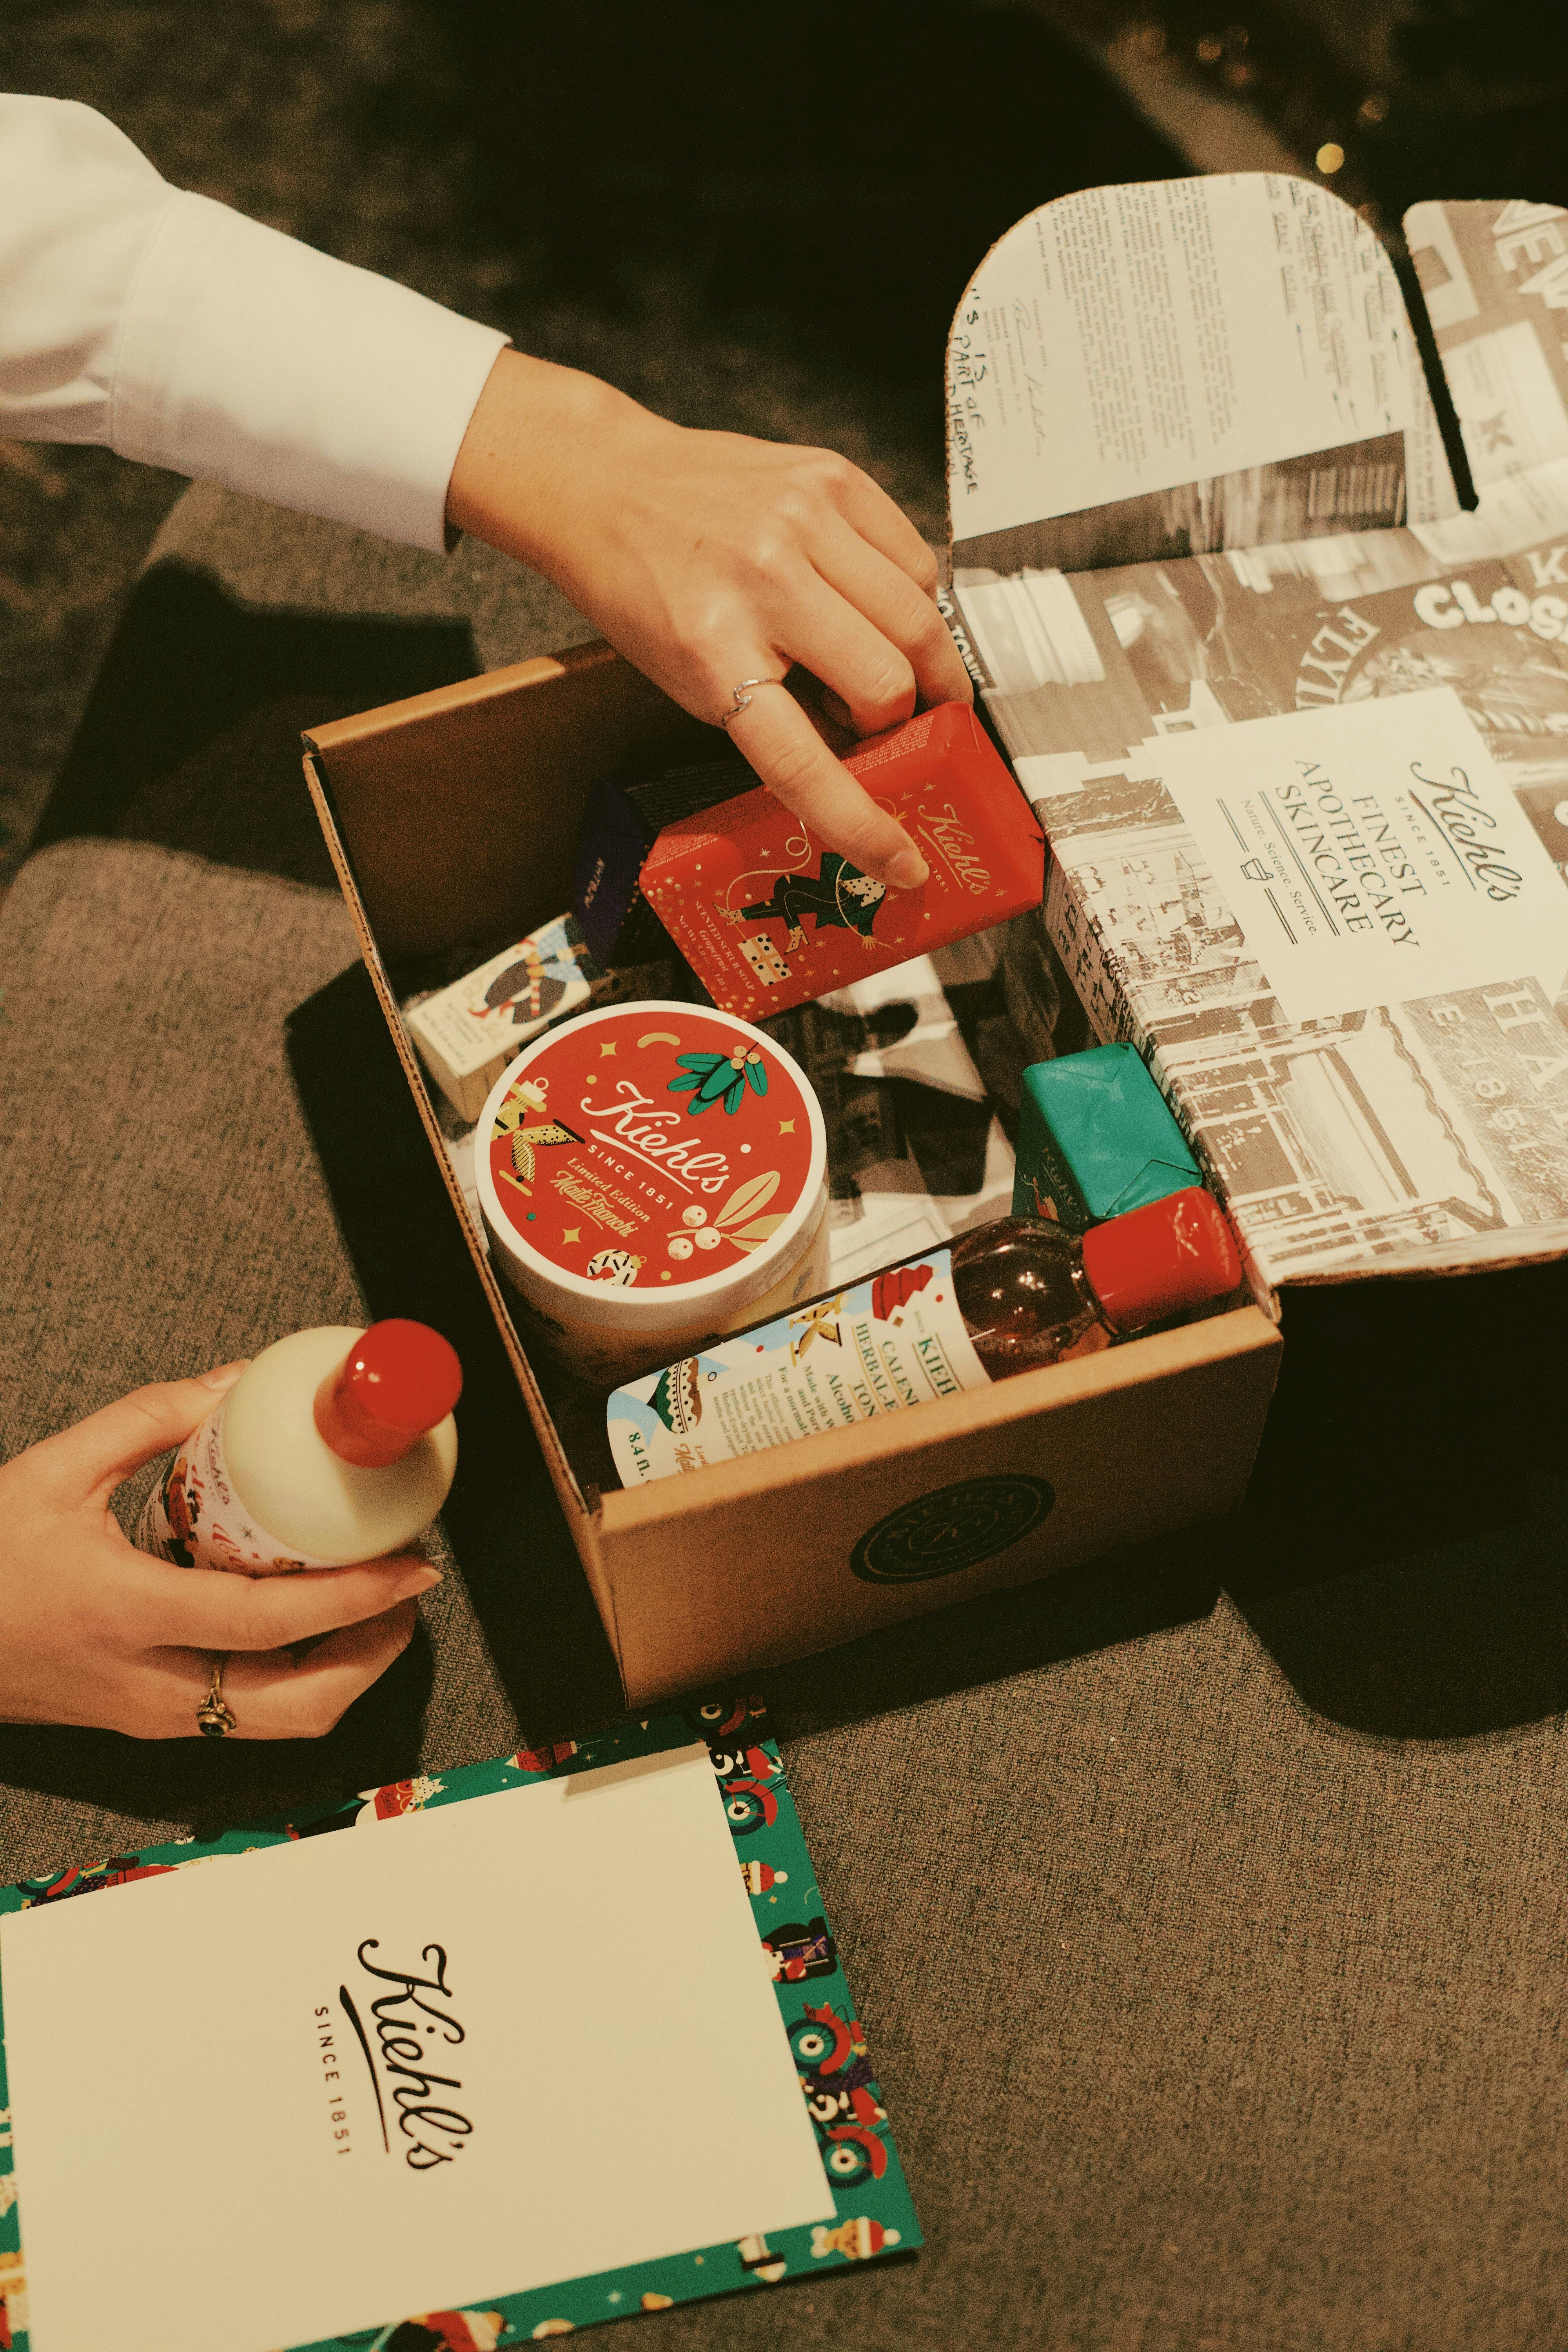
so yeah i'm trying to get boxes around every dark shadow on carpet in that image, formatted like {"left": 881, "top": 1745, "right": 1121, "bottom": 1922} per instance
{"left": 31, "top": 561, "right": 479, "bottom": 884}
{"left": 1223, "top": 1475, "right": 1568, "bottom": 1742}
{"left": 0, "top": 1619, "right": 436, "bottom": 1844}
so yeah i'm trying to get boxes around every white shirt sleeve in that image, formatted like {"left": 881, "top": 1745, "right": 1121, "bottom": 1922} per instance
{"left": 0, "top": 96, "right": 510, "bottom": 554}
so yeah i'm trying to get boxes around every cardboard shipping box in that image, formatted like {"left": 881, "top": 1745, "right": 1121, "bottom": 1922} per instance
{"left": 302, "top": 175, "right": 1568, "bottom": 1708}
{"left": 302, "top": 644, "right": 1278, "bottom": 1709}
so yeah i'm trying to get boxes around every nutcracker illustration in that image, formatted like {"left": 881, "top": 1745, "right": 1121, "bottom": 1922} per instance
{"left": 761, "top": 1918, "right": 837, "bottom": 1983}
{"left": 720, "top": 851, "right": 886, "bottom": 952}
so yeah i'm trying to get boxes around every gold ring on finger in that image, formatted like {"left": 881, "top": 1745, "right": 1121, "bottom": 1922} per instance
{"left": 196, "top": 1653, "right": 238, "bottom": 1739}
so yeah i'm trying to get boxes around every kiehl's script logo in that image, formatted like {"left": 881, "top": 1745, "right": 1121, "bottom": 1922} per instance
{"left": 916, "top": 799, "right": 992, "bottom": 895}
{"left": 577, "top": 1079, "right": 731, "bottom": 1195}
{"left": 339, "top": 1939, "right": 473, "bottom": 2170}
{"left": 1406, "top": 759, "right": 1523, "bottom": 903}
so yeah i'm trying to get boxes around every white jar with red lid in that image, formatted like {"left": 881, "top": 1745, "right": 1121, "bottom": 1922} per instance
{"left": 475, "top": 1002, "right": 830, "bottom": 1387}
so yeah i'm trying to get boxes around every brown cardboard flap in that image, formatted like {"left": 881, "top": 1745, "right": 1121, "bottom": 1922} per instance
{"left": 302, "top": 743, "right": 626, "bottom": 1663}
{"left": 595, "top": 1304, "right": 1281, "bottom": 1704}
{"left": 304, "top": 643, "right": 710, "bottom": 958}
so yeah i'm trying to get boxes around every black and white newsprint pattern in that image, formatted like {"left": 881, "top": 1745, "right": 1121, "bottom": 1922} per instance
{"left": 947, "top": 186, "right": 1568, "bottom": 1286}
{"left": 964, "top": 495, "right": 1568, "bottom": 1283}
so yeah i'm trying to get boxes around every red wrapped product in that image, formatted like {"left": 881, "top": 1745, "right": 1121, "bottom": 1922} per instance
{"left": 637, "top": 702, "right": 1044, "bottom": 1018}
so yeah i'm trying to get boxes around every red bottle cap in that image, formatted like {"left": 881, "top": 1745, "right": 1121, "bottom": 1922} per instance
{"left": 313, "top": 1319, "right": 463, "bottom": 1469}
{"left": 1080, "top": 1187, "right": 1241, "bottom": 1336}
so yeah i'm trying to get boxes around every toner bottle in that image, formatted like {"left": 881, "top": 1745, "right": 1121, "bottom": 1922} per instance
{"left": 138, "top": 1320, "right": 461, "bottom": 1573}
{"left": 606, "top": 1189, "right": 1241, "bottom": 1486}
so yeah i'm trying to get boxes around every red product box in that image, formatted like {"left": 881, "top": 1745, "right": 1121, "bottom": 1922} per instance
{"left": 638, "top": 701, "right": 1045, "bottom": 1018}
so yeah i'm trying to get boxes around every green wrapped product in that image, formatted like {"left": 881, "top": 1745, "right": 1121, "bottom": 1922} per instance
{"left": 1012, "top": 1043, "right": 1201, "bottom": 1230}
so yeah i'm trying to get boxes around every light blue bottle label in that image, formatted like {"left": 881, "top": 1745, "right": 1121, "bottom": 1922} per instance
{"left": 606, "top": 1247, "right": 988, "bottom": 1486}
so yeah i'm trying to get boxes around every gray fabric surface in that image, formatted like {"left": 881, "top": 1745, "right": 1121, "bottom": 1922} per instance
{"left": 0, "top": 838, "right": 518, "bottom": 1871}
{"left": 4, "top": 487, "right": 1568, "bottom": 2348}
{"left": 147, "top": 480, "right": 602, "bottom": 676}
{"left": 751, "top": 1599, "right": 1568, "bottom": 2352}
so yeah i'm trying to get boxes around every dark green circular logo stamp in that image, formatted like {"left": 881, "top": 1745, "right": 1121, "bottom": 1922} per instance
{"left": 850, "top": 1474, "right": 1055, "bottom": 1584}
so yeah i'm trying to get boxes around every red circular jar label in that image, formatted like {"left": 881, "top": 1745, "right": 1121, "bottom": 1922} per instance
{"left": 485, "top": 1009, "right": 819, "bottom": 1292}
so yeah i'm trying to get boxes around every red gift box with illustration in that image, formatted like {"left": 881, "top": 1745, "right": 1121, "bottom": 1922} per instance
{"left": 637, "top": 701, "right": 1045, "bottom": 1018}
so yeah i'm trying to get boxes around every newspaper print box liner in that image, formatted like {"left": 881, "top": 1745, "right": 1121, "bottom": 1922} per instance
{"left": 0, "top": 1701, "right": 917, "bottom": 2350}
{"left": 944, "top": 174, "right": 1568, "bottom": 1289}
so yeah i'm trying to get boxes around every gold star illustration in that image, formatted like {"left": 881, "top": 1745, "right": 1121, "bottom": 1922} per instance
{"left": 600, "top": 1040, "right": 618, "bottom": 1056}
{"left": 562, "top": 1227, "right": 582, "bottom": 1243}
{"left": 778, "top": 1117, "right": 796, "bottom": 1134}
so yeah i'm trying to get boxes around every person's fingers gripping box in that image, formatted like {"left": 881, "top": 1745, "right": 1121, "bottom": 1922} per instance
{"left": 639, "top": 703, "right": 1045, "bottom": 1018}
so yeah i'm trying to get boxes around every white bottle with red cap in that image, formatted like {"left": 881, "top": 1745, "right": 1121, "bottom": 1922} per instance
{"left": 136, "top": 1320, "right": 462, "bottom": 1574}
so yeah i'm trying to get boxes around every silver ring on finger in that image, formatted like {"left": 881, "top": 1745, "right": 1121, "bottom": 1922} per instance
{"left": 196, "top": 1653, "right": 238, "bottom": 1739}
{"left": 718, "top": 676, "right": 786, "bottom": 730}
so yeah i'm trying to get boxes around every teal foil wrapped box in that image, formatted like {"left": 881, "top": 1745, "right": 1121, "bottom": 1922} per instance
{"left": 1012, "top": 1044, "right": 1200, "bottom": 1230}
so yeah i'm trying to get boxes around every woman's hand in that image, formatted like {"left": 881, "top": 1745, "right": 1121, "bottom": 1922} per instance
{"left": 446, "top": 350, "right": 974, "bottom": 890}
{"left": 0, "top": 1367, "right": 440, "bottom": 1739}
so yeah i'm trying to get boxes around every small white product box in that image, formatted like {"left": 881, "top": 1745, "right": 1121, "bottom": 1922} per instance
{"left": 405, "top": 914, "right": 601, "bottom": 1123}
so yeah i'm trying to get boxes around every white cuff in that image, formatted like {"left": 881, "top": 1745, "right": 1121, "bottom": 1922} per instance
{"left": 112, "top": 191, "right": 509, "bottom": 554}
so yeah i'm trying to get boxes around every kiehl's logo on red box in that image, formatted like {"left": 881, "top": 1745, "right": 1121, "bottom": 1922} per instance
{"left": 639, "top": 702, "right": 1044, "bottom": 1018}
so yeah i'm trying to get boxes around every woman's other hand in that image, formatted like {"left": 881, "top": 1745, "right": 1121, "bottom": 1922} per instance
{"left": 446, "top": 350, "right": 974, "bottom": 891}
{"left": 0, "top": 1367, "right": 440, "bottom": 1739}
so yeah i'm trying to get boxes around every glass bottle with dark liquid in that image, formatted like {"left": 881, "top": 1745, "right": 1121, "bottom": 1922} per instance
{"left": 597, "top": 1187, "right": 1244, "bottom": 1489}
{"left": 947, "top": 1186, "right": 1241, "bottom": 1377}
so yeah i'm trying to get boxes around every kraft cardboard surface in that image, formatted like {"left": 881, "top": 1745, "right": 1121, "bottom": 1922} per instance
{"left": 592, "top": 1307, "right": 1280, "bottom": 1702}
{"left": 303, "top": 646, "right": 1282, "bottom": 1704}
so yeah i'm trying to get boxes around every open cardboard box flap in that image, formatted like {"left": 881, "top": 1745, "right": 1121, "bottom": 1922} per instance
{"left": 944, "top": 175, "right": 1568, "bottom": 1298}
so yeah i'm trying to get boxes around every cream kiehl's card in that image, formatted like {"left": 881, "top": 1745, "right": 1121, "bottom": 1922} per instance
{"left": 0, "top": 1707, "right": 917, "bottom": 2351}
